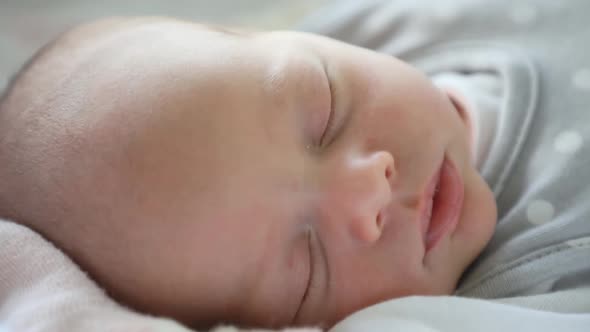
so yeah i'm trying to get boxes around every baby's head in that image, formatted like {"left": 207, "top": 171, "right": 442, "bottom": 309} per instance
{"left": 0, "top": 17, "right": 497, "bottom": 329}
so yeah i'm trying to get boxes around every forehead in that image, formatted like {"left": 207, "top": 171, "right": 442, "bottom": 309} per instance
{"left": 40, "top": 18, "right": 315, "bottom": 220}
{"left": 84, "top": 22, "right": 311, "bottom": 195}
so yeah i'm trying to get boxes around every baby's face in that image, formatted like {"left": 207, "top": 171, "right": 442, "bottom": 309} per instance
{"left": 48, "top": 18, "right": 497, "bottom": 329}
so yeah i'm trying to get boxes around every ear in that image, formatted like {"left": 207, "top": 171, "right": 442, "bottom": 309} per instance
{"left": 438, "top": 87, "right": 477, "bottom": 165}
{"left": 440, "top": 87, "right": 471, "bottom": 126}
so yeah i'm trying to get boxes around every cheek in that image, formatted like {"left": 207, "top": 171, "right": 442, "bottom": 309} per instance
{"left": 329, "top": 219, "right": 427, "bottom": 289}
{"left": 456, "top": 169, "right": 497, "bottom": 259}
{"left": 353, "top": 108, "right": 399, "bottom": 150}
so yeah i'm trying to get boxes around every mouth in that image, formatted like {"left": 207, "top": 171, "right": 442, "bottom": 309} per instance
{"left": 419, "top": 156, "right": 465, "bottom": 253}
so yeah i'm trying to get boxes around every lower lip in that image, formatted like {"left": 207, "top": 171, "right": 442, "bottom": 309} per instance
{"left": 421, "top": 157, "right": 464, "bottom": 253}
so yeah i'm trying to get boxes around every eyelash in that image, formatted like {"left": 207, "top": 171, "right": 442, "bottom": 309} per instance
{"left": 299, "top": 228, "right": 315, "bottom": 314}
{"left": 318, "top": 71, "right": 336, "bottom": 147}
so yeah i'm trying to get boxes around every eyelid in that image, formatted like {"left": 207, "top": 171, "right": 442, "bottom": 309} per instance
{"left": 318, "top": 64, "right": 337, "bottom": 147}
{"left": 294, "top": 228, "right": 314, "bottom": 322}
{"left": 296, "top": 224, "right": 329, "bottom": 324}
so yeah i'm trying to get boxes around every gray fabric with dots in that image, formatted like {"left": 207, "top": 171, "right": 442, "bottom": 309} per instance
{"left": 298, "top": 0, "right": 590, "bottom": 306}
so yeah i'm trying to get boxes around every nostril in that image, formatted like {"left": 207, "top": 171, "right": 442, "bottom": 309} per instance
{"left": 385, "top": 165, "right": 392, "bottom": 179}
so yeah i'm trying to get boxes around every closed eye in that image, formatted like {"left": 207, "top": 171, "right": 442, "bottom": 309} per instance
{"left": 318, "top": 63, "right": 336, "bottom": 147}
{"left": 293, "top": 227, "right": 314, "bottom": 322}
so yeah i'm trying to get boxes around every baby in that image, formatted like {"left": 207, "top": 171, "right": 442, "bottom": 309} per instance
{"left": 4, "top": 1, "right": 590, "bottom": 331}
{"left": 0, "top": 14, "right": 500, "bottom": 331}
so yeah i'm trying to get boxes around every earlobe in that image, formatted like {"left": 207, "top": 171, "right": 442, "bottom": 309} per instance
{"left": 440, "top": 87, "right": 477, "bottom": 164}
{"left": 440, "top": 87, "right": 474, "bottom": 138}
{"left": 442, "top": 88, "right": 470, "bottom": 125}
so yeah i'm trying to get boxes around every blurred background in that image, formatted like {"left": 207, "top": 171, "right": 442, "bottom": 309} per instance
{"left": 0, "top": 0, "right": 332, "bottom": 91}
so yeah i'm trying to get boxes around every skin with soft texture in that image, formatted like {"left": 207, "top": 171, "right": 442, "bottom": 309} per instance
{"left": 0, "top": 18, "right": 497, "bottom": 330}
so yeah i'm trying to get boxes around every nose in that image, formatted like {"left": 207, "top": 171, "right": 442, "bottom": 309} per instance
{"left": 322, "top": 150, "right": 395, "bottom": 244}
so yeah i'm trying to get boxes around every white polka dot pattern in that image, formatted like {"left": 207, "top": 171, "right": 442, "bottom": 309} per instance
{"left": 526, "top": 200, "right": 555, "bottom": 225}
{"left": 554, "top": 130, "right": 583, "bottom": 154}
{"left": 565, "top": 236, "right": 590, "bottom": 247}
{"left": 572, "top": 68, "right": 590, "bottom": 90}
{"left": 510, "top": 4, "right": 537, "bottom": 25}
{"left": 566, "top": 236, "right": 590, "bottom": 248}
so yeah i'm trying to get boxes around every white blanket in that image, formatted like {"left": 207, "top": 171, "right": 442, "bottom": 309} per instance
{"left": 330, "top": 292, "right": 590, "bottom": 332}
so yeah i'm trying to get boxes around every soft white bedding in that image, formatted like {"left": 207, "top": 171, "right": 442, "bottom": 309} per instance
{"left": 329, "top": 291, "right": 590, "bottom": 332}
